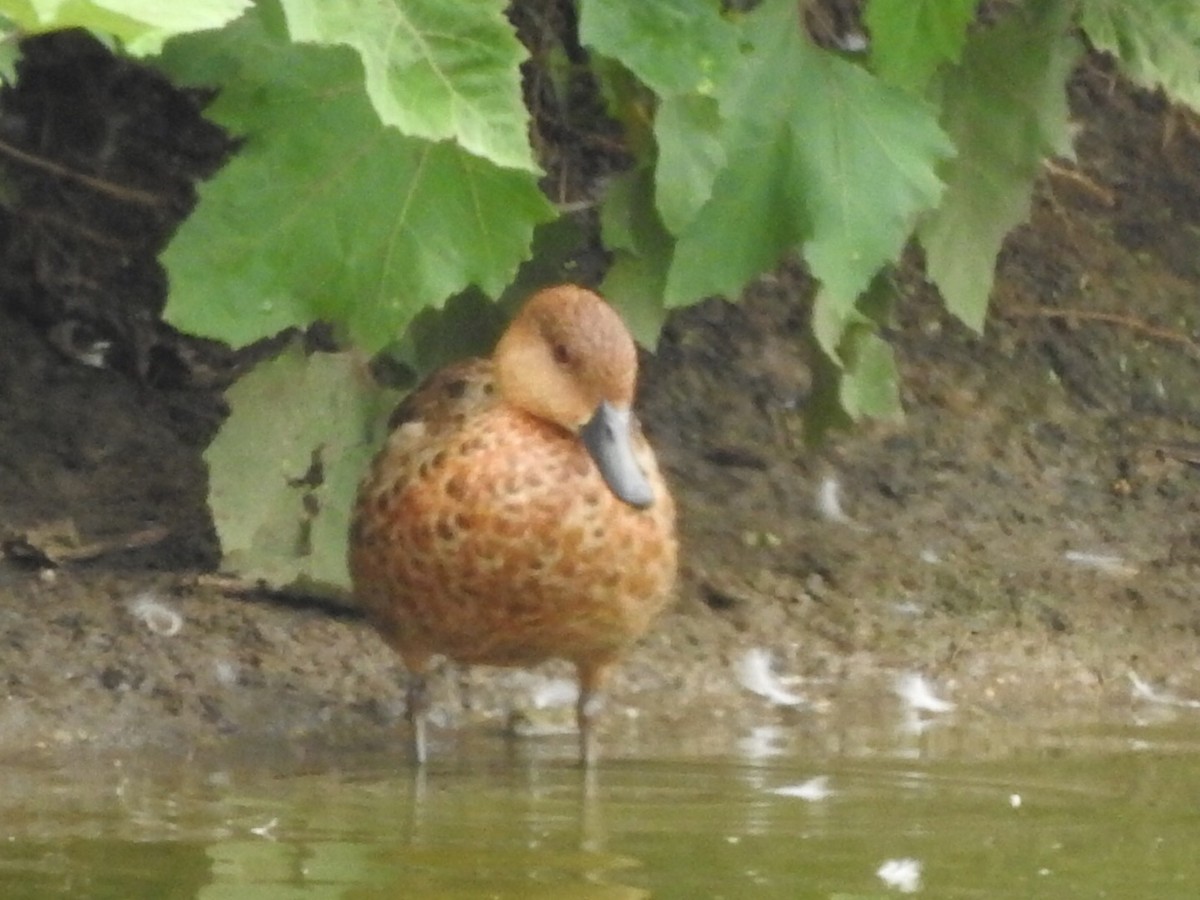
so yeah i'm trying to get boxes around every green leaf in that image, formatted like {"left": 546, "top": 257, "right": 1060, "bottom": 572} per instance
{"left": 806, "top": 283, "right": 901, "bottom": 436}
{"left": 589, "top": 55, "right": 657, "bottom": 161}
{"left": 811, "top": 270, "right": 895, "bottom": 358}
{"left": 278, "top": 0, "right": 537, "bottom": 171}
{"left": 205, "top": 343, "right": 397, "bottom": 596}
{"left": 919, "top": 0, "right": 1079, "bottom": 331}
{"left": 812, "top": 289, "right": 856, "bottom": 361}
{"left": 1079, "top": 0, "right": 1200, "bottom": 111}
{"left": 838, "top": 328, "right": 902, "bottom": 420}
{"left": 385, "top": 217, "right": 591, "bottom": 377}
{"left": 579, "top": 0, "right": 736, "bottom": 97}
{"left": 158, "top": 9, "right": 554, "bottom": 352}
{"left": 0, "top": 0, "right": 250, "bottom": 54}
{"left": 864, "top": 0, "right": 978, "bottom": 93}
{"left": 581, "top": 0, "right": 736, "bottom": 228}
{"left": 603, "top": 252, "right": 671, "bottom": 348}
{"left": 661, "top": 131, "right": 796, "bottom": 308}
{"left": 0, "top": 25, "right": 19, "bottom": 83}
{"left": 665, "top": 0, "right": 953, "bottom": 313}
{"left": 654, "top": 94, "right": 726, "bottom": 234}
{"left": 598, "top": 168, "right": 673, "bottom": 345}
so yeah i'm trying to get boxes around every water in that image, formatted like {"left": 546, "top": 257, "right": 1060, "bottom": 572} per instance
{"left": 1, "top": 718, "right": 1198, "bottom": 898}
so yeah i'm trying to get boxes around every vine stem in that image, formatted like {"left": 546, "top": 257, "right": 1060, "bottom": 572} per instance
{"left": 0, "top": 136, "right": 163, "bottom": 207}
{"left": 1001, "top": 305, "right": 1200, "bottom": 356}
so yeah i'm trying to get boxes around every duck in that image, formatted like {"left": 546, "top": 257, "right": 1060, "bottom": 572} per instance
{"left": 349, "top": 284, "right": 678, "bottom": 765}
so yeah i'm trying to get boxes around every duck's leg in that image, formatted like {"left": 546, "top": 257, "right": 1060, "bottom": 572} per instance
{"left": 406, "top": 673, "right": 430, "bottom": 765}
{"left": 575, "top": 659, "right": 614, "bottom": 768}
{"left": 402, "top": 652, "right": 433, "bottom": 766}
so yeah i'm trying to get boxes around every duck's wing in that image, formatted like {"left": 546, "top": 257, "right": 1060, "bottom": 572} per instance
{"left": 353, "top": 357, "right": 497, "bottom": 562}
{"left": 384, "top": 357, "right": 497, "bottom": 438}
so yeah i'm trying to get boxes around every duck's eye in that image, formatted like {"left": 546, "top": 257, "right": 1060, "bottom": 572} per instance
{"left": 552, "top": 343, "right": 572, "bottom": 366}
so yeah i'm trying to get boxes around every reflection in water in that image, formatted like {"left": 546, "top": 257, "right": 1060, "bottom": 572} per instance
{"left": 369, "top": 761, "right": 648, "bottom": 899}
{"left": 1, "top": 719, "right": 1200, "bottom": 898}
{"left": 186, "top": 755, "right": 648, "bottom": 900}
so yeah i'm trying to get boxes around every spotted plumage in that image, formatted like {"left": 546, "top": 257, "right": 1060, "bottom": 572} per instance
{"left": 349, "top": 285, "right": 678, "bottom": 764}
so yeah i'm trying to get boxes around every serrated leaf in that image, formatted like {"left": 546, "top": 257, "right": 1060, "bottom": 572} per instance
{"left": 206, "top": 343, "right": 397, "bottom": 596}
{"left": 0, "top": 26, "right": 18, "bottom": 83}
{"left": 654, "top": 94, "right": 726, "bottom": 234}
{"left": 602, "top": 252, "right": 671, "bottom": 348}
{"left": 838, "top": 329, "right": 902, "bottom": 420}
{"left": 599, "top": 167, "right": 673, "bottom": 259}
{"left": 158, "top": 10, "right": 554, "bottom": 352}
{"left": 0, "top": 0, "right": 250, "bottom": 54}
{"left": 598, "top": 168, "right": 673, "bottom": 345}
{"left": 664, "top": 0, "right": 953, "bottom": 311}
{"left": 661, "top": 128, "right": 796, "bottom": 308}
{"left": 812, "top": 289, "right": 857, "bottom": 361}
{"left": 919, "top": 0, "right": 1079, "bottom": 331}
{"left": 865, "top": 0, "right": 977, "bottom": 93}
{"left": 278, "top": 0, "right": 536, "bottom": 171}
{"left": 579, "top": 0, "right": 736, "bottom": 97}
{"left": 589, "top": 55, "right": 657, "bottom": 161}
{"left": 382, "top": 217, "right": 593, "bottom": 379}
{"left": 1079, "top": 0, "right": 1200, "bottom": 111}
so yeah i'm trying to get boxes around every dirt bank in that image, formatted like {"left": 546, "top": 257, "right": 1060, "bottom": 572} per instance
{"left": 2, "top": 51, "right": 1200, "bottom": 763}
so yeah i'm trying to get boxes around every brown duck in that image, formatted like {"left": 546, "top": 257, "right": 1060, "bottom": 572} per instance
{"left": 349, "top": 285, "right": 678, "bottom": 764}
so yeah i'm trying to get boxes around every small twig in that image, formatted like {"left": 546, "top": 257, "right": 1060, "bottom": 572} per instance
{"left": 1, "top": 525, "right": 170, "bottom": 568}
{"left": 554, "top": 198, "right": 596, "bottom": 214}
{"left": 0, "top": 136, "right": 163, "bottom": 207}
{"left": 68, "top": 526, "right": 171, "bottom": 562}
{"left": 1152, "top": 443, "right": 1200, "bottom": 469}
{"left": 1002, "top": 305, "right": 1200, "bottom": 356}
{"left": 1042, "top": 159, "right": 1116, "bottom": 207}
{"left": 190, "top": 572, "right": 294, "bottom": 600}
{"left": 191, "top": 572, "right": 361, "bottom": 619}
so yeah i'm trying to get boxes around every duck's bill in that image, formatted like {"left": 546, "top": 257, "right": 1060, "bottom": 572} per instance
{"left": 580, "top": 401, "right": 655, "bottom": 510}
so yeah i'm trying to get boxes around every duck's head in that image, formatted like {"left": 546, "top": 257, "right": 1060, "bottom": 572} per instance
{"left": 494, "top": 285, "right": 655, "bottom": 510}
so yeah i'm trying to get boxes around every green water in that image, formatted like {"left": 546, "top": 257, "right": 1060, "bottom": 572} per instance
{"left": 2, "top": 719, "right": 1198, "bottom": 898}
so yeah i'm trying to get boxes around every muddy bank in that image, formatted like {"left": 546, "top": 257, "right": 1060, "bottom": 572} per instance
{"left": 2, "top": 54, "right": 1200, "bottom": 762}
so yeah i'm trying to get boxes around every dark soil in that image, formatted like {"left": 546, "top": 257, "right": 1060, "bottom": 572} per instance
{"left": 2, "top": 37, "right": 1200, "bottom": 763}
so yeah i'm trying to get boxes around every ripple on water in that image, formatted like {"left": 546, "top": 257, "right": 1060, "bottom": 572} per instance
{"left": 0, "top": 718, "right": 1199, "bottom": 898}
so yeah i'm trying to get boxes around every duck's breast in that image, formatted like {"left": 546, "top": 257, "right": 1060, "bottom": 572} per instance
{"left": 349, "top": 362, "right": 677, "bottom": 667}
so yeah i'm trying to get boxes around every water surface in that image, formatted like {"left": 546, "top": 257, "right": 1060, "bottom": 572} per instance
{"left": 1, "top": 718, "right": 1198, "bottom": 898}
